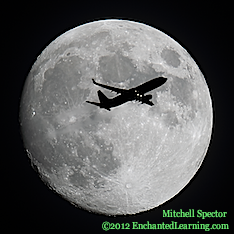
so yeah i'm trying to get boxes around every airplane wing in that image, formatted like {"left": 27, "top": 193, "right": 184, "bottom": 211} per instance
{"left": 132, "top": 77, "right": 167, "bottom": 94}
{"left": 92, "top": 79, "right": 126, "bottom": 94}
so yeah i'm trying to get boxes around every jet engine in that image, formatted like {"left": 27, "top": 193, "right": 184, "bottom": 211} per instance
{"left": 145, "top": 94, "right": 152, "bottom": 100}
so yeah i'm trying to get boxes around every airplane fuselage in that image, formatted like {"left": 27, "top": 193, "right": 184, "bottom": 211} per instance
{"left": 101, "top": 92, "right": 146, "bottom": 108}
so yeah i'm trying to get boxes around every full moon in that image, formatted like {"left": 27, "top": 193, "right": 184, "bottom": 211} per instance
{"left": 20, "top": 19, "right": 213, "bottom": 215}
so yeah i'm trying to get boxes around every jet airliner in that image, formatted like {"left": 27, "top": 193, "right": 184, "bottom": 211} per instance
{"left": 86, "top": 77, "right": 167, "bottom": 111}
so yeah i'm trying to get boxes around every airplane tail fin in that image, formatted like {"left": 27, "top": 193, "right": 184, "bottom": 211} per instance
{"left": 86, "top": 90, "right": 111, "bottom": 111}
{"left": 97, "top": 90, "right": 109, "bottom": 103}
{"left": 98, "top": 90, "right": 111, "bottom": 111}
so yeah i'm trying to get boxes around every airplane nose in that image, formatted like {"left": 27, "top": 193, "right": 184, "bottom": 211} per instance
{"left": 158, "top": 77, "right": 167, "bottom": 85}
{"left": 160, "top": 77, "right": 167, "bottom": 81}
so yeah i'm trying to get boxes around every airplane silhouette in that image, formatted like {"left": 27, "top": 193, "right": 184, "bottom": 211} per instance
{"left": 86, "top": 77, "right": 167, "bottom": 111}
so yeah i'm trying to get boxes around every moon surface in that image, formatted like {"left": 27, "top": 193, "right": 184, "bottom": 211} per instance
{"left": 20, "top": 19, "right": 213, "bottom": 215}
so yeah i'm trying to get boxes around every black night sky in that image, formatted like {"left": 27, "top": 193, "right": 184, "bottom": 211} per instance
{"left": 10, "top": 2, "right": 231, "bottom": 232}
